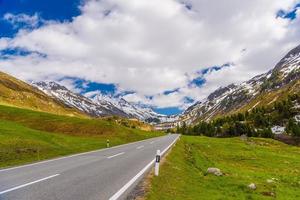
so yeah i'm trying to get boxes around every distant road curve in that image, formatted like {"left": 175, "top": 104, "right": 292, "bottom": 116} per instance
{"left": 0, "top": 134, "right": 180, "bottom": 200}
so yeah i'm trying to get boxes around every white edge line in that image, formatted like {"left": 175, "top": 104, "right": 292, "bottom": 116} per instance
{"left": 0, "top": 174, "right": 60, "bottom": 195}
{"left": 109, "top": 135, "right": 180, "bottom": 200}
{"left": 107, "top": 152, "right": 125, "bottom": 159}
{"left": 0, "top": 135, "right": 166, "bottom": 173}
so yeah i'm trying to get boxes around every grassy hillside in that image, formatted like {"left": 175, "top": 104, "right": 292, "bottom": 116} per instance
{"left": 179, "top": 90, "right": 300, "bottom": 141}
{"left": 0, "top": 71, "right": 84, "bottom": 117}
{"left": 0, "top": 105, "right": 163, "bottom": 168}
{"left": 146, "top": 136, "right": 300, "bottom": 200}
{"left": 235, "top": 79, "right": 300, "bottom": 115}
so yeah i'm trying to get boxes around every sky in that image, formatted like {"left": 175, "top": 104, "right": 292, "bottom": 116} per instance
{"left": 0, "top": 0, "right": 300, "bottom": 115}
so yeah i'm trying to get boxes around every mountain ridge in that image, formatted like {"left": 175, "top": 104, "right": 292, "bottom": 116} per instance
{"left": 2, "top": 44, "right": 299, "bottom": 126}
{"left": 182, "top": 44, "right": 300, "bottom": 124}
{"left": 32, "top": 81, "right": 178, "bottom": 123}
{"left": 0, "top": 71, "right": 84, "bottom": 117}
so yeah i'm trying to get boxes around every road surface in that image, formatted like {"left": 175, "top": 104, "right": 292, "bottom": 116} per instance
{"left": 0, "top": 134, "right": 179, "bottom": 200}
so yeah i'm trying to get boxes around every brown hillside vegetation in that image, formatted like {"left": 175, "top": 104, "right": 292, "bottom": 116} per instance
{"left": 0, "top": 71, "right": 85, "bottom": 117}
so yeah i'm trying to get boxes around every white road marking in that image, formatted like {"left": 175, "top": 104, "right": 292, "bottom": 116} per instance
{"left": 150, "top": 141, "right": 155, "bottom": 144}
{"left": 0, "top": 174, "right": 60, "bottom": 195}
{"left": 136, "top": 145, "right": 144, "bottom": 149}
{"left": 109, "top": 135, "right": 180, "bottom": 200}
{"left": 0, "top": 136, "right": 165, "bottom": 173}
{"left": 107, "top": 152, "right": 125, "bottom": 159}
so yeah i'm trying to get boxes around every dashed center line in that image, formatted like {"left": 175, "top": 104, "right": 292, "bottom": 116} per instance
{"left": 0, "top": 174, "right": 60, "bottom": 195}
{"left": 107, "top": 152, "right": 125, "bottom": 159}
{"left": 150, "top": 141, "right": 155, "bottom": 144}
{"left": 136, "top": 145, "right": 144, "bottom": 149}
{"left": 109, "top": 135, "right": 180, "bottom": 200}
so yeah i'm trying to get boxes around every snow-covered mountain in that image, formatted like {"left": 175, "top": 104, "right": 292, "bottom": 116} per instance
{"left": 32, "top": 81, "right": 177, "bottom": 123}
{"left": 91, "top": 93, "right": 178, "bottom": 123}
{"left": 32, "top": 81, "right": 129, "bottom": 117}
{"left": 182, "top": 44, "right": 300, "bottom": 124}
{"left": 32, "top": 44, "right": 300, "bottom": 126}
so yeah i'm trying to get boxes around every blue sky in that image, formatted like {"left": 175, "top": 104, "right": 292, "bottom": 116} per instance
{"left": 277, "top": 3, "right": 300, "bottom": 20}
{"left": 0, "top": 0, "right": 193, "bottom": 115}
{"left": 0, "top": 0, "right": 81, "bottom": 38}
{"left": 0, "top": 0, "right": 299, "bottom": 116}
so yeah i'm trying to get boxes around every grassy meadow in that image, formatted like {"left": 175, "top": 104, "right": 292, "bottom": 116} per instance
{"left": 0, "top": 105, "right": 163, "bottom": 168}
{"left": 146, "top": 136, "right": 300, "bottom": 200}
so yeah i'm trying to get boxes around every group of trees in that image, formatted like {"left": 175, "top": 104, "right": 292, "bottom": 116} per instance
{"left": 287, "top": 118, "right": 300, "bottom": 137}
{"left": 178, "top": 118, "right": 274, "bottom": 138}
{"left": 177, "top": 94, "right": 300, "bottom": 138}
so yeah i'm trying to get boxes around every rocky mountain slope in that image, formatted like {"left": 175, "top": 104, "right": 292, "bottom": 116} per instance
{"left": 0, "top": 71, "right": 83, "bottom": 117}
{"left": 182, "top": 44, "right": 300, "bottom": 124}
{"left": 32, "top": 81, "right": 177, "bottom": 123}
{"left": 92, "top": 94, "right": 178, "bottom": 123}
{"left": 32, "top": 81, "right": 130, "bottom": 118}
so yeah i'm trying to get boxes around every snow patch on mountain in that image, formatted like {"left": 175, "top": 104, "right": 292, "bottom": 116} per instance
{"left": 182, "top": 44, "right": 300, "bottom": 124}
{"left": 91, "top": 94, "right": 179, "bottom": 123}
{"left": 279, "top": 52, "right": 300, "bottom": 77}
{"left": 32, "top": 81, "right": 178, "bottom": 123}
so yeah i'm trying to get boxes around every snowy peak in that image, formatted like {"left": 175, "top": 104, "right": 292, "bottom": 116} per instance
{"left": 32, "top": 81, "right": 177, "bottom": 123}
{"left": 183, "top": 44, "right": 300, "bottom": 124}
{"left": 207, "top": 84, "right": 237, "bottom": 102}
{"left": 274, "top": 44, "right": 300, "bottom": 73}
{"left": 91, "top": 94, "right": 178, "bottom": 123}
{"left": 32, "top": 81, "right": 129, "bottom": 118}
{"left": 33, "top": 81, "right": 68, "bottom": 91}
{"left": 273, "top": 44, "right": 300, "bottom": 80}
{"left": 263, "top": 45, "right": 300, "bottom": 90}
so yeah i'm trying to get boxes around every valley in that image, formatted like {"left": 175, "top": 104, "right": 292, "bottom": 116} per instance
{"left": 0, "top": 44, "right": 299, "bottom": 200}
{"left": 1, "top": 1, "right": 300, "bottom": 199}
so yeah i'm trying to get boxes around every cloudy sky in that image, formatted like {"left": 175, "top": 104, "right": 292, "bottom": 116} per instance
{"left": 0, "top": 0, "right": 300, "bottom": 115}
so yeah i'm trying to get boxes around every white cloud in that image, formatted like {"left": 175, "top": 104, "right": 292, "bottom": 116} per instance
{"left": 0, "top": 37, "right": 9, "bottom": 50}
{"left": 0, "top": 0, "right": 300, "bottom": 110}
{"left": 3, "top": 13, "right": 41, "bottom": 29}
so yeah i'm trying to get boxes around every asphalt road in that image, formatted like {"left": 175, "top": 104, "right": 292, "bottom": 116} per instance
{"left": 0, "top": 134, "right": 179, "bottom": 200}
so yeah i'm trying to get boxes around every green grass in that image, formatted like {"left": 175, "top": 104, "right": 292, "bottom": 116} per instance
{"left": 146, "top": 136, "right": 300, "bottom": 200}
{"left": 0, "top": 105, "right": 163, "bottom": 168}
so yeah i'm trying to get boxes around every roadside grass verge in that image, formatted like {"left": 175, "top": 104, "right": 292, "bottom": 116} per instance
{"left": 0, "top": 105, "right": 163, "bottom": 168}
{"left": 146, "top": 136, "right": 300, "bottom": 200}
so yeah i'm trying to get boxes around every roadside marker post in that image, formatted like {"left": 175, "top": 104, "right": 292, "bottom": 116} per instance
{"left": 155, "top": 150, "right": 161, "bottom": 176}
{"left": 107, "top": 139, "right": 110, "bottom": 148}
{"left": 37, "top": 147, "right": 40, "bottom": 161}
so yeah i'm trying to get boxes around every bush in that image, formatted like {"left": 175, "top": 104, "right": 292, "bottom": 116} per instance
{"left": 258, "top": 128, "right": 274, "bottom": 138}
{"left": 287, "top": 118, "right": 300, "bottom": 137}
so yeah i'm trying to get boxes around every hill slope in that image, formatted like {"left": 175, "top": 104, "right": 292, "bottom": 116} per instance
{"left": 0, "top": 104, "right": 163, "bottom": 168}
{"left": 32, "top": 81, "right": 130, "bottom": 118}
{"left": 183, "top": 44, "right": 300, "bottom": 124}
{"left": 0, "top": 71, "right": 84, "bottom": 117}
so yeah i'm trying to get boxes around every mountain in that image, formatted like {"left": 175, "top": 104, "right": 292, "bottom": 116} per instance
{"left": 32, "top": 81, "right": 130, "bottom": 118}
{"left": 32, "top": 81, "right": 177, "bottom": 123}
{"left": 0, "top": 71, "right": 83, "bottom": 117}
{"left": 93, "top": 94, "right": 178, "bottom": 123}
{"left": 182, "top": 44, "right": 300, "bottom": 124}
